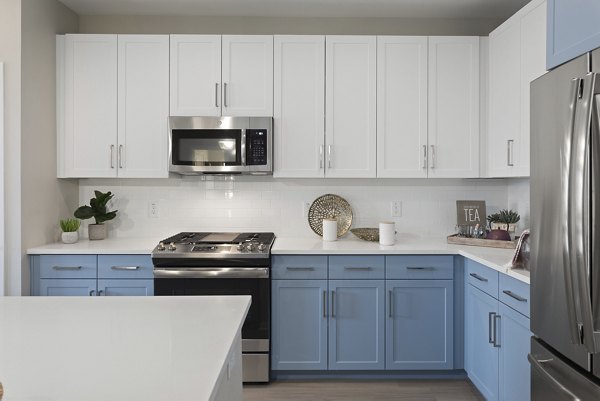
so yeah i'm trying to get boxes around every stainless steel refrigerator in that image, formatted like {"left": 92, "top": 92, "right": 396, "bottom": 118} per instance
{"left": 530, "top": 48, "right": 600, "bottom": 400}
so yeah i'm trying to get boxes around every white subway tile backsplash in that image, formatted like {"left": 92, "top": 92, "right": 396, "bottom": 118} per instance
{"left": 77, "top": 177, "right": 521, "bottom": 239}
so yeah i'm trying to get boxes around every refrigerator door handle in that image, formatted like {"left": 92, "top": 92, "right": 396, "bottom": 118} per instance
{"left": 527, "top": 354, "right": 580, "bottom": 400}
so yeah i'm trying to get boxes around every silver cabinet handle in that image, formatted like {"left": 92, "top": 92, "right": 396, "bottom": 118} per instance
{"left": 319, "top": 145, "right": 324, "bottom": 169}
{"left": 488, "top": 312, "right": 495, "bottom": 344}
{"left": 286, "top": 266, "right": 315, "bottom": 271}
{"left": 430, "top": 145, "right": 436, "bottom": 169}
{"left": 507, "top": 140, "right": 514, "bottom": 167}
{"left": 406, "top": 266, "right": 435, "bottom": 270}
{"left": 224, "top": 82, "right": 228, "bottom": 107}
{"left": 118, "top": 144, "right": 124, "bottom": 169}
{"left": 344, "top": 266, "right": 372, "bottom": 271}
{"left": 470, "top": 272, "right": 488, "bottom": 282}
{"left": 388, "top": 290, "right": 393, "bottom": 318}
{"left": 89, "top": 290, "right": 96, "bottom": 296}
{"left": 323, "top": 290, "right": 327, "bottom": 318}
{"left": 493, "top": 314, "right": 501, "bottom": 347}
{"left": 331, "top": 290, "right": 336, "bottom": 318}
{"left": 215, "top": 83, "right": 219, "bottom": 107}
{"left": 502, "top": 290, "right": 527, "bottom": 302}
{"left": 110, "top": 145, "right": 115, "bottom": 168}
{"left": 98, "top": 290, "right": 104, "bottom": 296}
{"left": 53, "top": 265, "right": 82, "bottom": 270}
{"left": 111, "top": 266, "right": 140, "bottom": 271}
{"left": 422, "top": 145, "right": 427, "bottom": 169}
{"left": 327, "top": 145, "right": 332, "bottom": 168}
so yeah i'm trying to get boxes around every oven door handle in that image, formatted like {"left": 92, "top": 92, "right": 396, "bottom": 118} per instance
{"left": 153, "top": 267, "right": 269, "bottom": 279}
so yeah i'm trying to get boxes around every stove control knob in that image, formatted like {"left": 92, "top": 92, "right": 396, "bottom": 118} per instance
{"left": 168, "top": 242, "right": 177, "bottom": 251}
{"left": 237, "top": 242, "right": 244, "bottom": 251}
{"left": 258, "top": 243, "right": 267, "bottom": 252}
{"left": 245, "top": 243, "right": 255, "bottom": 252}
{"left": 157, "top": 242, "right": 166, "bottom": 251}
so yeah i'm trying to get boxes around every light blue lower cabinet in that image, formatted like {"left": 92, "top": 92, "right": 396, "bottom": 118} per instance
{"left": 466, "top": 283, "right": 499, "bottom": 401}
{"left": 386, "top": 280, "right": 454, "bottom": 370}
{"left": 97, "top": 279, "right": 154, "bottom": 296}
{"left": 328, "top": 280, "right": 385, "bottom": 370}
{"left": 39, "top": 279, "right": 97, "bottom": 296}
{"left": 498, "top": 302, "right": 531, "bottom": 401}
{"left": 271, "top": 280, "right": 328, "bottom": 370}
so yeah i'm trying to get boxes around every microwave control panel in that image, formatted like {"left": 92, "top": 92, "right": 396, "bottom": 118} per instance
{"left": 246, "top": 130, "right": 268, "bottom": 165}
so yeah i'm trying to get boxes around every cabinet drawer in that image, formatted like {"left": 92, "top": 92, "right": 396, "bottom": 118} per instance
{"left": 386, "top": 255, "right": 454, "bottom": 280}
{"left": 466, "top": 259, "right": 499, "bottom": 298}
{"left": 499, "top": 274, "right": 530, "bottom": 317}
{"left": 38, "top": 255, "right": 97, "bottom": 279}
{"left": 98, "top": 255, "right": 154, "bottom": 279}
{"left": 272, "top": 255, "right": 328, "bottom": 279}
{"left": 329, "top": 256, "right": 385, "bottom": 279}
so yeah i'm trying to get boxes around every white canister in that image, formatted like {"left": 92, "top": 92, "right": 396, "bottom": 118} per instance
{"left": 379, "top": 221, "right": 395, "bottom": 246}
{"left": 322, "top": 218, "right": 338, "bottom": 241}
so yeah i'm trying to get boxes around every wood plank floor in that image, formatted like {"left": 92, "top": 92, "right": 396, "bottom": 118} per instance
{"left": 244, "top": 379, "right": 485, "bottom": 401}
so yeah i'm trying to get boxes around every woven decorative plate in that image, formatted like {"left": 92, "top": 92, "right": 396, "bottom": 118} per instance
{"left": 308, "top": 194, "right": 353, "bottom": 237}
{"left": 350, "top": 228, "right": 379, "bottom": 242}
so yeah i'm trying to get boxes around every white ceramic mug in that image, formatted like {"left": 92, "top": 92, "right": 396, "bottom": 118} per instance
{"left": 323, "top": 218, "right": 338, "bottom": 242}
{"left": 379, "top": 221, "right": 395, "bottom": 246}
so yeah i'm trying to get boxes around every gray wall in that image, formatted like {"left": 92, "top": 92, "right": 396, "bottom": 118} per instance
{"left": 79, "top": 15, "right": 502, "bottom": 36}
{"left": 19, "top": 0, "right": 79, "bottom": 295}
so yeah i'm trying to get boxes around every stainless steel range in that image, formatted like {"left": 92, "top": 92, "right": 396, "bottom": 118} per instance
{"left": 151, "top": 232, "right": 276, "bottom": 383}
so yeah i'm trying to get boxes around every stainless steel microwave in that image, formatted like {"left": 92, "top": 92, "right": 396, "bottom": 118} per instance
{"left": 169, "top": 116, "right": 273, "bottom": 175}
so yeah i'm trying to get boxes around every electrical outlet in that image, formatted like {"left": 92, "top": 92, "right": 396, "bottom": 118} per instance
{"left": 302, "top": 201, "right": 312, "bottom": 217}
{"left": 391, "top": 201, "right": 402, "bottom": 217}
{"left": 148, "top": 201, "right": 160, "bottom": 218}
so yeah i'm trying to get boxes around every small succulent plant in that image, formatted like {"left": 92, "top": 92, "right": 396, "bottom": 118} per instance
{"left": 59, "top": 218, "right": 81, "bottom": 232}
{"left": 487, "top": 209, "right": 520, "bottom": 230}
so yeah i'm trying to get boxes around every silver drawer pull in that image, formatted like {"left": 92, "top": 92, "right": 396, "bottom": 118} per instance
{"left": 502, "top": 290, "right": 527, "bottom": 302}
{"left": 286, "top": 267, "right": 315, "bottom": 271}
{"left": 52, "top": 266, "right": 82, "bottom": 270}
{"left": 111, "top": 266, "right": 140, "bottom": 271}
{"left": 470, "top": 272, "right": 489, "bottom": 282}
{"left": 406, "top": 266, "right": 435, "bottom": 270}
{"left": 344, "top": 266, "right": 372, "bottom": 271}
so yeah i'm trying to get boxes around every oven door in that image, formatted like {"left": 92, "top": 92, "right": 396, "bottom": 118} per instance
{"left": 153, "top": 267, "right": 270, "bottom": 342}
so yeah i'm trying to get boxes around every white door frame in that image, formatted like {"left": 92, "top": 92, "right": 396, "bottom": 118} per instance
{"left": 0, "top": 62, "right": 5, "bottom": 296}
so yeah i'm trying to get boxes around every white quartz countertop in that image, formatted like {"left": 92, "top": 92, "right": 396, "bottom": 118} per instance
{"left": 27, "top": 235, "right": 529, "bottom": 284}
{"left": 0, "top": 295, "right": 250, "bottom": 401}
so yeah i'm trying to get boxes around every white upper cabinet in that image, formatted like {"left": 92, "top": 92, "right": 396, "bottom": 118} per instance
{"left": 377, "top": 36, "right": 428, "bottom": 178}
{"left": 62, "top": 34, "right": 118, "bottom": 178}
{"left": 222, "top": 35, "right": 273, "bottom": 117}
{"left": 325, "top": 36, "right": 377, "bottom": 178}
{"left": 428, "top": 36, "right": 480, "bottom": 178}
{"left": 170, "top": 35, "right": 221, "bottom": 117}
{"left": 59, "top": 34, "right": 169, "bottom": 178}
{"left": 274, "top": 36, "right": 325, "bottom": 178}
{"left": 118, "top": 35, "right": 169, "bottom": 178}
{"left": 488, "top": 0, "right": 547, "bottom": 177}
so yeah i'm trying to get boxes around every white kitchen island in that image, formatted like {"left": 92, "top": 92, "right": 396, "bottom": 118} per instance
{"left": 0, "top": 295, "right": 250, "bottom": 401}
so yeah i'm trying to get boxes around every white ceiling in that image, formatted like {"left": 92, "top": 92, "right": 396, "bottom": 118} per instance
{"left": 59, "top": 0, "right": 530, "bottom": 19}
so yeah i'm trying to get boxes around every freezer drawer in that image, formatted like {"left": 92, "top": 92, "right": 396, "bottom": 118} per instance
{"left": 530, "top": 338, "right": 600, "bottom": 400}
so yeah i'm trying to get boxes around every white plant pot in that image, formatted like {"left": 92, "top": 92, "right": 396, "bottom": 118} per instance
{"left": 491, "top": 222, "right": 517, "bottom": 233}
{"left": 61, "top": 231, "right": 79, "bottom": 244}
{"left": 88, "top": 224, "right": 107, "bottom": 240}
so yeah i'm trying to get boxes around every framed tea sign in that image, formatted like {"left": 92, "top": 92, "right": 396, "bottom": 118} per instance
{"left": 456, "top": 200, "right": 486, "bottom": 227}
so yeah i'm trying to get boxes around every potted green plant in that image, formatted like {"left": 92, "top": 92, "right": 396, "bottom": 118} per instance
{"left": 59, "top": 218, "right": 81, "bottom": 244}
{"left": 74, "top": 191, "right": 118, "bottom": 240}
{"left": 486, "top": 209, "right": 520, "bottom": 241}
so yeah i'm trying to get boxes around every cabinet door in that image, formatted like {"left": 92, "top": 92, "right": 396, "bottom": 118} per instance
{"left": 273, "top": 36, "right": 325, "bottom": 178}
{"left": 169, "top": 35, "right": 221, "bottom": 117}
{"left": 325, "top": 36, "right": 377, "bottom": 178}
{"left": 39, "top": 279, "right": 97, "bottom": 296}
{"left": 498, "top": 303, "right": 531, "bottom": 401}
{"left": 377, "top": 36, "right": 428, "bottom": 178}
{"left": 386, "top": 280, "right": 454, "bottom": 370}
{"left": 64, "top": 34, "right": 118, "bottom": 178}
{"left": 118, "top": 35, "right": 169, "bottom": 178}
{"left": 328, "top": 279, "right": 385, "bottom": 370}
{"left": 488, "top": 18, "right": 521, "bottom": 178}
{"left": 428, "top": 37, "right": 479, "bottom": 178}
{"left": 465, "top": 284, "right": 499, "bottom": 401}
{"left": 97, "top": 279, "right": 154, "bottom": 296}
{"left": 547, "top": 0, "right": 600, "bottom": 69}
{"left": 271, "top": 280, "right": 328, "bottom": 370}
{"left": 222, "top": 35, "right": 273, "bottom": 117}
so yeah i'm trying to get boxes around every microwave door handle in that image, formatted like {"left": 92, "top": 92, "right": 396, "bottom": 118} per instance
{"left": 241, "top": 130, "right": 246, "bottom": 166}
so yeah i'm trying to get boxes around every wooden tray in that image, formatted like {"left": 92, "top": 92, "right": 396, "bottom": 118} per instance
{"left": 447, "top": 234, "right": 518, "bottom": 249}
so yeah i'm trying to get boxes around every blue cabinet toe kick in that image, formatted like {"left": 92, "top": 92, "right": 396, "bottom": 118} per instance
{"left": 271, "top": 370, "right": 468, "bottom": 381}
